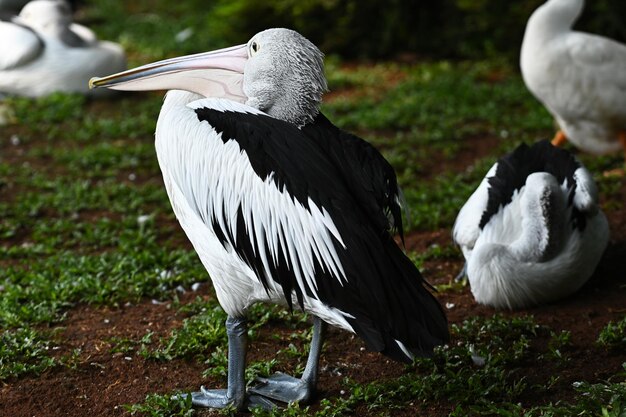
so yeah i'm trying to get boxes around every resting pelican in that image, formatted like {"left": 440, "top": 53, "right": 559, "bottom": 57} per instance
{"left": 0, "top": 0, "right": 125, "bottom": 97}
{"left": 521, "top": 0, "right": 626, "bottom": 169}
{"left": 453, "top": 140, "right": 609, "bottom": 309}
{"left": 90, "top": 28, "right": 449, "bottom": 410}
{"left": 0, "top": 0, "right": 76, "bottom": 17}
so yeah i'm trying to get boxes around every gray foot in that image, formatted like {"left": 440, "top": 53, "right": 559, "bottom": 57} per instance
{"left": 182, "top": 387, "right": 276, "bottom": 411}
{"left": 190, "top": 387, "right": 234, "bottom": 408}
{"left": 249, "top": 372, "right": 315, "bottom": 404}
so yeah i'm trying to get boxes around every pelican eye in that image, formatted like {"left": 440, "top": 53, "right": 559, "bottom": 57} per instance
{"left": 250, "top": 41, "right": 260, "bottom": 56}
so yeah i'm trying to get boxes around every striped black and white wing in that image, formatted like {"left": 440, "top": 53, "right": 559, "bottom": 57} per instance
{"left": 167, "top": 98, "right": 448, "bottom": 362}
{"left": 458, "top": 140, "right": 587, "bottom": 241}
{"left": 454, "top": 139, "right": 590, "bottom": 252}
{"left": 481, "top": 141, "right": 580, "bottom": 226}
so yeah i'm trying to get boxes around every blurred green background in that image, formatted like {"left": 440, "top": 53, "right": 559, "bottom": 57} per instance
{"left": 87, "top": 0, "right": 626, "bottom": 62}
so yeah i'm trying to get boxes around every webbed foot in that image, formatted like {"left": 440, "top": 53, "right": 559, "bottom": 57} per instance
{"left": 249, "top": 372, "right": 315, "bottom": 404}
{"left": 190, "top": 387, "right": 237, "bottom": 408}
{"left": 179, "top": 387, "right": 276, "bottom": 411}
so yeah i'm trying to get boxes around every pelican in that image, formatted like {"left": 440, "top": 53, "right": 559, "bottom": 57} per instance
{"left": 0, "top": 0, "right": 76, "bottom": 16}
{"left": 453, "top": 140, "right": 609, "bottom": 310}
{"left": 90, "top": 28, "right": 449, "bottom": 410}
{"left": 520, "top": 0, "right": 626, "bottom": 169}
{"left": 0, "top": 0, "right": 125, "bottom": 97}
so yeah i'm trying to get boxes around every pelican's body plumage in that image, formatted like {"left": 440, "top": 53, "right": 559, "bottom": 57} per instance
{"left": 157, "top": 91, "right": 444, "bottom": 354}
{"left": 520, "top": 0, "right": 626, "bottom": 156}
{"left": 91, "top": 28, "right": 448, "bottom": 409}
{"left": 454, "top": 140, "right": 609, "bottom": 309}
{"left": 0, "top": 0, "right": 125, "bottom": 97}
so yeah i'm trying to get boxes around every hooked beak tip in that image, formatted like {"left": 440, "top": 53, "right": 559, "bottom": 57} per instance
{"left": 88, "top": 77, "right": 101, "bottom": 90}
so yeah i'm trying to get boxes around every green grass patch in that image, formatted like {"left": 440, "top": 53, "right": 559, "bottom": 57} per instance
{"left": 403, "top": 173, "right": 478, "bottom": 230}
{"left": 141, "top": 305, "right": 228, "bottom": 362}
{"left": 598, "top": 316, "right": 626, "bottom": 350}
{"left": 0, "top": 248, "right": 206, "bottom": 328}
{"left": 0, "top": 327, "right": 57, "bottom": 380}
{"left": 324, "top": 61, "right": 552, "bottom": 142}
{"left": 125, "top": 392, "right": 193, "bottom": 417}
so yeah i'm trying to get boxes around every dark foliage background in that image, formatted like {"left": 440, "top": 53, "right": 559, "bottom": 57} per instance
{"left": 195, "top": 0, "right": 626, "bottom": 60}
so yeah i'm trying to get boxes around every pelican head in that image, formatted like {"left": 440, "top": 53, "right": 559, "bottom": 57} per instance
{"left": 13, "top": 0, "right": 73, "bottom": 33}
{"left": 90, "top": 28, "right": 327, "bottom": 126}
{"left": 527, "top": 0, "right": 585, "bottom": 34}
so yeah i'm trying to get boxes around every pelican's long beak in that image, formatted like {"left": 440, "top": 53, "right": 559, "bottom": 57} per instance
{"left": 89, "top": 44, "right": 248, "bottom": 102}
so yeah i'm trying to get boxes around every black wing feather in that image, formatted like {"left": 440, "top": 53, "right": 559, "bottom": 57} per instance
{"left": 194, "top": 107, "right": 448, "bottom": 361}
{"left": 303, "top": 113, "right": 405, "bottom": 241}
{"left": 480, "top": 139, "right": 585, "bottom": 231}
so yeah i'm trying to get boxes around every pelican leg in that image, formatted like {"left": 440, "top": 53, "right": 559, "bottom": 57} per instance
{"left": 189, "top": 316, "right": 275, "bottom": 411}
{"left": 551, "top": 130, "right": 567, "bottom": 147}
{"left": 454, "top": 262, "right": 467, "bottom": 282}
{"left": 249, "top": 317, "right": 327, "bottom": 404}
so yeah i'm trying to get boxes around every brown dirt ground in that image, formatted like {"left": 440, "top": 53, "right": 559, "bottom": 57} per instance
{"left": 1, "top": 103, "right": 625, "bottom": 417}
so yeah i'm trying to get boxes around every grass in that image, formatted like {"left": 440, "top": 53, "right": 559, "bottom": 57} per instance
{"left": 0, "top": 327, "right": 57, "bottom": 380}
{"left": 598, "top": 316, "right": 626, "bottom": 350}
{"left": 325, "top": 60, "right": 551, "bottom": 137}
{"left": 1, "top": 1, "right": 624, "bottom": 416}
{"left": 126, "top": 315, "right": 626, "bottom": 417}
{"left": 126, "top": 393, "right": 194, "bottom": 417}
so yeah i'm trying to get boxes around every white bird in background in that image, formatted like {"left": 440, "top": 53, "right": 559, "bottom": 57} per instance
{"left": 453, "top": 140, "right": 609, "bottom": 310}
{"left": 0, "top": 0, "right": 125, "bottom": 97}
{"left": 521, "top": 0, "right": 626, "bottom": 171}
{"left": 90, "top": 28, "right": 449, "bottom": 410}
{"left": 0, "top": 0, "right": 76, "bottom": 17}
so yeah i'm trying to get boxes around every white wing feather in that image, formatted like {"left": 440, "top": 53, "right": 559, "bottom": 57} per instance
{"left": 453, "top": 163, "right": 497, "bottom": 251}
{"left": 565, "top": 32, "right": 626, "bottom": 116}
{"left": 567, "top": 32, "right": 626, "bottom": 83}
{"left": 159, "top": 96, "right": 347, "bottom": 303}
{"left": 0, "top": 21, "right": 42, "bottom": 70}
{"left": 572, "top": 166, "right": 599, "bottom": 215}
